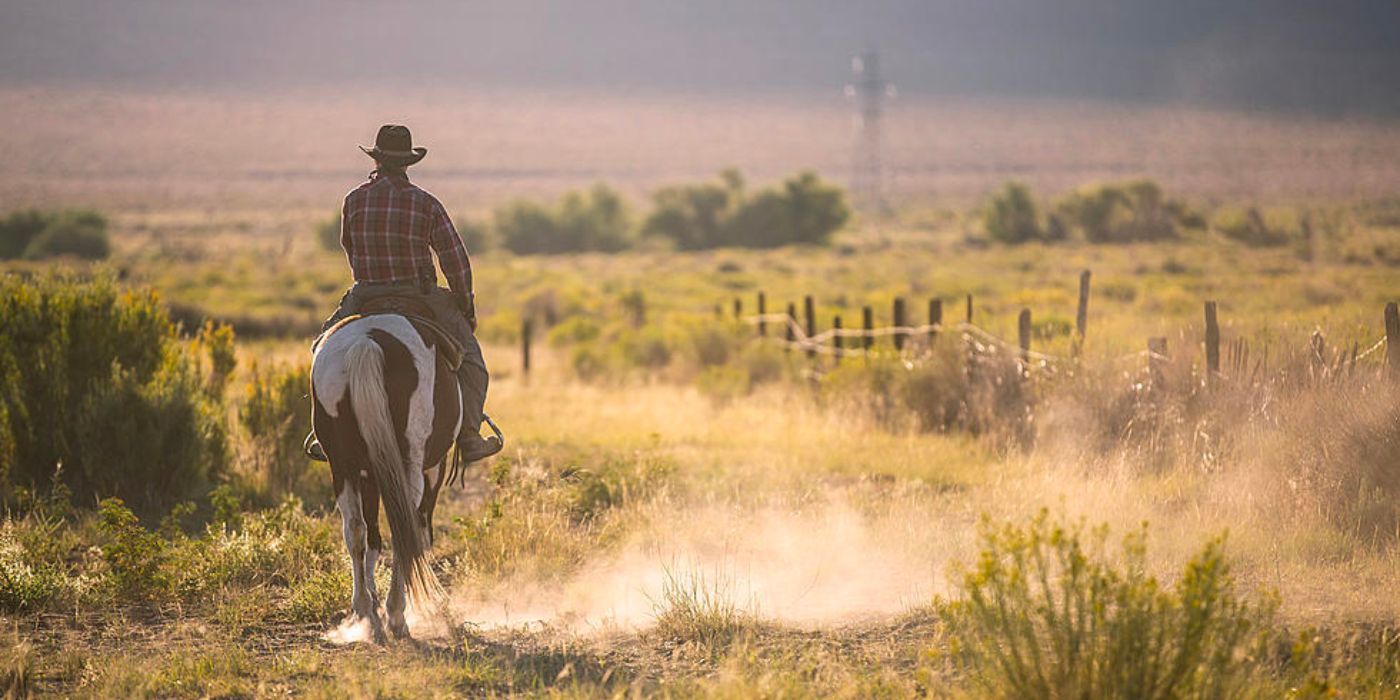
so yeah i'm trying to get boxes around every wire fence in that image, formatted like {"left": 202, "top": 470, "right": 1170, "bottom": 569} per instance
{"left": 744, "top": 312, "right": 1070, "bottom": 363}
{"left": 731, "top": 296, "right": 1396, "bottom": 382}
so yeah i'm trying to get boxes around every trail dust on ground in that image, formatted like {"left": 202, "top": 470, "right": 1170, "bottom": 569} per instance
{"left": 448, "top": 497, "right": 959, "bottom": 634}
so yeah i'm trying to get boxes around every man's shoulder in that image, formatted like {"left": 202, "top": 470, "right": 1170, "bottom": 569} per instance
{"left": 404, "top": 182, "right": 447, "bottom": 213}
{"left": 343, "top": 177, "right": 380, "bottom": 203}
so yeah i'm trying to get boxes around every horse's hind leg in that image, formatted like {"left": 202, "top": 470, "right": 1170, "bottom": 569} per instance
{"left": 359, "top": 476, "right": 384, "bottom": 616}
{"left": 337, "top": 478, "right": 385, "bottom": 643}
{"left": 386, "top": 560, "right": 409, "bottom": 639}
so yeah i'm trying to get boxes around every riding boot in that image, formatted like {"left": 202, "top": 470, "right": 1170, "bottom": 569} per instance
{"left": 455, "top": 359, "right": 500, "bottom": 462}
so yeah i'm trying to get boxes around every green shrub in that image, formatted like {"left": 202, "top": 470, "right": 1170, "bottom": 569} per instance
{"left": 984, "top": 182, "right": 1045, "bottom": 244}
{"left": 1214, "top": 207, "right": 1293, "bottom": 247}
{"left": 96, "top": 498, "right": 170, "bottom": 602}
{"left": 73, "top": 354, "right": 228, "bottom": 508}
{"left": 0, "top": 210, "right": 50, "bottom": 259}
{"left": 93, "top": 494, "right": 344, "bottom": 608}
{"left": 22, "top": 212, "right": 109, "bottom": 260}
{"left": 0, "top": 522, "right": 67, "bottom": 612}
{"left": 1055, "top": 180, "right": 1185, "bottom": 243}
{"left": 495, "top": 199, "right": 559, "bottom": 255}
{"left": 938, "top": 511, "right": 1269, "bottom": 699}
{"left": 0, "top": 275, "right": 226, "bottom": 509}
{"left": 644, "top": 170, "right": 849, "bottom": 250}
{"left": 195, "top": 320, "right": 237, "bottom": 397}
{"left": 686, "top": 323, "right": 738, "bottom": 368}
{"left": 315, "top": 212, "right": 341, "bottom": 252}
{"left": 458, "top": 217, "right": 493, "bottom": 253}
{"left": 900, "top": 348, "right": 971, "bottom": 432}
{"left": 547, "top": 316, "right": 602, "bottom": 347}
{"left": 239, "top": 361, "right": 312, "bottom": 499}
{"left": 619, "top": 326, "right": 673, "bottom": 369}
{"left": 286, "top": 568, "right": 351, "bottom": 622}
{"left": 167, "top": 496, "right": 342, "bottom": 601}
{"left": 643, "top": 172, "right": 742, "bottom": 250}
{"left": 497, "top": 184, "right": 631, "bottom": 254}
{"left": 557, "top": 184, "right": 631, "bottom": 252}
{"left": 0, "top": 209, "right": 109, "bottom": 261}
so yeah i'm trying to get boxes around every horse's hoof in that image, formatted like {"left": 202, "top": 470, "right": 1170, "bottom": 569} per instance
{"left": 389, "top": 618, "right": 411, "bottom": 640}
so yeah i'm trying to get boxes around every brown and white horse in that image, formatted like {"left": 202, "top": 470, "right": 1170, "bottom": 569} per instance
{"left": 309, "top": 313, "right": 460, "bottom": 641}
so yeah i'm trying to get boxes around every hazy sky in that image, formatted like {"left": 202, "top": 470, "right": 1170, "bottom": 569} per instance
{"left": 2, "top": 0, "right": 1397, "bottom": 113}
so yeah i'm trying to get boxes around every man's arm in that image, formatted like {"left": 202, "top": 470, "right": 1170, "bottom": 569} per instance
{"left": 427, "top": 201, "right": 476, "bottom": 325}
{"left": 338, "top": 198, "right": 352, "bottom": 255}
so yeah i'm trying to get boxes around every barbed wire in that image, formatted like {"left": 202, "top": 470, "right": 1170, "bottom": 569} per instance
{"left": 743, "top": 313, "right": 1068, "bottom": 364}
{"left": 741, "top": 313, "right": 1389, "bottom": 370}
{"left": 1354, "top": 336, "right": 1388, "bottom": 361}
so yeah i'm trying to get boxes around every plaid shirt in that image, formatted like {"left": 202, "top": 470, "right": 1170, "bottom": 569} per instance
{"left": 341, "top": 170, "right": 472, "bottom": 298}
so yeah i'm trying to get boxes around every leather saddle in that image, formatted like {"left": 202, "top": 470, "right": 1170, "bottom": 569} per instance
{"left": 319, "top": 294, "right": 465, "bottom": 370}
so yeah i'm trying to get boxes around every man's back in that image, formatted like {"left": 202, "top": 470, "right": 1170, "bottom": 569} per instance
{"left": 341, "top": 171, "right": 471, "bottom": 296}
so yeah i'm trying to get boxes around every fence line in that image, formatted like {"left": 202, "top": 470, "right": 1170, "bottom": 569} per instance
{"left": 707, "top": 273, "right": 1400, "bottom": 384}
{"left": 743, "top": 312, "right": 1069, "bottom": 364}
{"left": 736, "top": 304, "right": 1393, "bottom": 373}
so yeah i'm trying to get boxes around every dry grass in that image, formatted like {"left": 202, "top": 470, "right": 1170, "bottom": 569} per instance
{"left": 3, "top": 84, "right": 1400, "bottom": 696}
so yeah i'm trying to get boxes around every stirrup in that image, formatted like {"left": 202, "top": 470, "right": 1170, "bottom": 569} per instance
{"left": 444, "top": 415, "right": 505, "bottom": 488}
{"left": 304, "top": 433, "right": 328, "bottom": 462}
{"left": 457, "top": 414, "right": 505, "bottom": 463}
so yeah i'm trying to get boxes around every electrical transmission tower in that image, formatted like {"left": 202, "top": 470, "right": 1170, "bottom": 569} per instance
{"left": 846, "top": 50, "right": 894, "bottom": 212}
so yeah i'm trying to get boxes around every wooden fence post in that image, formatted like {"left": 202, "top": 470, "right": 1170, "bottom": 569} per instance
{"left": 804, "top": 296, "right": 816, "bottom": 359}
{"left": 1386, "top": 302, "right": 1399, "bottom": 379}
{"left": 928, "top": 298, "right": 942, "bottom": 343}
{"left": 757, "top": 291, "right": 767, "bottom": 337}
{"left": 893, "top": 297, "right": 907, "bottom": 351}
{"left": 862, "top": 306, "right": 874, "bottom": 352}
{"left": 1148, "top": 337, "right": 1167, "bottom": 391}
{"left": 1309, "top": 330, "right": 1327, "bottom": 379}
{"left": 833, "top": 315, "right": 843, "bottom": 363}
{"left": 1205, "top": 301, "right": 1220, "bottom": 382}
{"left": 785, "top": 302, "right": 797, "bottom": 353}
{"left": 521, "top": 319, "right": 532, "bottom": 377}
{"left": 1075, "top": 270, "right": 1091, "bottom": 356}
{"left": 965, "top": 294, "right": 974, "bottom": 324}
{"left": 1018, "top": 309, "right": 1032, "bottom": 365}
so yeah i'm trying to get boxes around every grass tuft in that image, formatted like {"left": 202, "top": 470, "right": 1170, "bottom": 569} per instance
{"left": 651, "top": 563, "right": 758, "bottom": 651}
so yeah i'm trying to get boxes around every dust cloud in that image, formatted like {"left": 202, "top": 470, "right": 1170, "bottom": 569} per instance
{"left": 449, "top": 498, "right": 959, "bottom": 633}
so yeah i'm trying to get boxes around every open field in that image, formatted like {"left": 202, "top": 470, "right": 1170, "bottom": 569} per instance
{"left": 3, "top": 86, "right": 1400, "bottom": 697}
{"left": 4, "top": 86, "right": 1400, "bottom": 216}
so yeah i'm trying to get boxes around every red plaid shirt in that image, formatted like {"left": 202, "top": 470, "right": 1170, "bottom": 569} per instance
{"left": 341, "top": 170, "right": 472, "bottom": 297}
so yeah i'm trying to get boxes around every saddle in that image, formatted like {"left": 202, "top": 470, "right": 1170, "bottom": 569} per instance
{"left": 319, "top": 294, "right": 465, "bottom": 370}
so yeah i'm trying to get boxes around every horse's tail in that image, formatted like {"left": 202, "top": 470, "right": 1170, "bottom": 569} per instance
{"left": 345, "top": 337, "right": 442, "bottom": 608}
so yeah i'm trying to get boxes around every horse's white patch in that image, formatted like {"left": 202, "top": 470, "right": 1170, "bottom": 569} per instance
{"left": 311, "top": 313, "right": 437, "bottom": 515}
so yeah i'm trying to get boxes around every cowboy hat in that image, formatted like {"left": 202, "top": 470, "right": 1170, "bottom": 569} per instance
{"left": 359, "top": 124, "right": 427, "bottom": 166}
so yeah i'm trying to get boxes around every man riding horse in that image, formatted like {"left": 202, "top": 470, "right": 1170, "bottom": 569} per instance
{"left": 306, "top": 124, "right": 500, "bottom": 464}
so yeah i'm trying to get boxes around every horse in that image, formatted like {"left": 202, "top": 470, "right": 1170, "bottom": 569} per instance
{"left": 309, "top": 312, "right": 463, "bottom": 641}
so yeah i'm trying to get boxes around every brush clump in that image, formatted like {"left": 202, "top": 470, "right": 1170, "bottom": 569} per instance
{"left": 936, "top": 510, "right": 1272, "bottom": 700}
